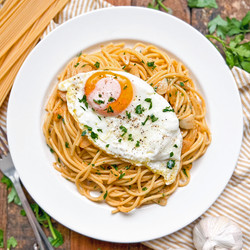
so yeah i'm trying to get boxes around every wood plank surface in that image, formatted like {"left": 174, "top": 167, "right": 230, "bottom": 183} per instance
{"left": 0, "top": 0, "right": 249, "bottom": 250}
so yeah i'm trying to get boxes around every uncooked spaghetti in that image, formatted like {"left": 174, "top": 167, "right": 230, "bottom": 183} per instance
{"left": 43, "top": 43, "right": 211, "bottom": 213}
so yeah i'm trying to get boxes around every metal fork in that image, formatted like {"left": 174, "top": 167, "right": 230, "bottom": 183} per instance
{"left": 0, "top": 126, "right": 54, "bottom": 250}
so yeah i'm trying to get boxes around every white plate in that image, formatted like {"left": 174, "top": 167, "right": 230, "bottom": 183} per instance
{"left": 7, "top": 7, "right": 243, "bottom": 243}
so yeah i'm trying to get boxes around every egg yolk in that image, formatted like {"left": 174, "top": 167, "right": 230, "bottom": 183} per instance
{"left": 85, "top": 71, "right": 133, "bottom": 116}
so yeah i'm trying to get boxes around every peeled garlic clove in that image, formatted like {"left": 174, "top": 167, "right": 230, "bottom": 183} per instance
{"left": 179, "top": 114, "right": 195, "bottom": 129}
{"left": 193, "top": 216, "right": 243, "bottom": 250}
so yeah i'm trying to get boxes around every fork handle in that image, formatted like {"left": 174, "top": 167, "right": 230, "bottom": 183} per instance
{"left": 12, "top": 178, "right": 54, "bottom": 250}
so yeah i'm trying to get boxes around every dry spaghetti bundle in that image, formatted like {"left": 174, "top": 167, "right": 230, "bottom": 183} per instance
{"left": 0, "top": 0, "right": 69, "bottom": 106}
{"left": 43, "top": 43, "right": 211, "bottom": 213}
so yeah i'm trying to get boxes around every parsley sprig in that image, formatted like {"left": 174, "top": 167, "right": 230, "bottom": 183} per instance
{"left": 187, "top": 0, "right": 218, "bottom": 8}
{"left": 206, "top": 12, "right": 250, "bottom": 72}
{"left": 147, "top": 0, "right": 171, "bottom": 13}
{"left": 1, "top": 176, "right": 64, "bottom": 248}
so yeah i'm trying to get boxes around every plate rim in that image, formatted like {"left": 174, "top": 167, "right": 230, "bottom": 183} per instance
{"left": 7, "top": 6, "right": 243, "bottom": 243}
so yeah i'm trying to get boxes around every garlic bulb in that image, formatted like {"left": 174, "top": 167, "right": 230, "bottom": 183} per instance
{"left": 193, "top": 216, "right": 243, "bottom": 250}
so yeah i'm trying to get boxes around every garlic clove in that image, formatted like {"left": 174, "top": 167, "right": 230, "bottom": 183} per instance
{"left": 193, "top": 216, "right": 243, "bottom": 250}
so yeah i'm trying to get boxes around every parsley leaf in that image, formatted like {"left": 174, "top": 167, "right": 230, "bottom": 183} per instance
{"left": 150, "top": 114, "right": 158, "bottom": 122}
{"left": 119, "top": 172, "right": 125, "bottom": 180}
{"left": 167, "top": 160, "right": 175, "bottom": 169}
{"left": 135, "top": 141, "right": 140, "bottom": 147}
{"left": 0, "top": 229, "right": 3, "bottom": 248}
{"left": 126, "top": 111, "right": 131, "bottom": 119}
{"left": 78, "top": 95, "right": 88, "bottom": 109}
{"left": 91, "top": 131, "right": 98, "bottom": 140}
{"left": 147, "top": 0, "right": 171, "bottom": 13}
{"left": 31, "top": 203, "right": 64, "bottom": 247}
{"left": 182, "top": 168, "right": 189, "bottom": 177}
{"left": 94, "top": 61, "right": 100, "bottom": 69}
{"left": 208, "top": 13, "right": 250, "bottom": 40}
{"left": 163, "top": 106, "right": 174, "bottom": 112}
{"left": 142, "top": 115, "right": 150, "bottom": 126}
{"left": 106, "top": 106, "right": 114, "bottom": 113}
{"left": 108, "top": 97, "right": 115, "bottom": 102}
{"left": 81, "top": 130, "right": 87, "bottom": 136}
{"left": 1, "top": 176, "right": 21, "bottom": 206}
{"left": 48, "top": 228, "right": 64, "bottom": 248}
{"left": 135, "top": 104, "right": 145, "bottom": 114}
{"left": 93, "top": 99, "right": 104, "bottom": 105}
{"left": 103, "top": 191, "right": 108, "bottom": 199}
{"left": 7, "top": 236, "right": 17, "bottom": 250}
{"left": 119, "top": 126, "right": 127, "bottom": 136}
{"left": 145, "top": 98, "right": 152, "bottom": 109}
{"left": 187, "top": 0, "right": 218, "bottom": 8}
{"left": 128, "top": 134, "right": 134, "bottom": 141}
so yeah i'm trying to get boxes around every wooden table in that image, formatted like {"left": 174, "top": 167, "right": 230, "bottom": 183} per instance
{"left": 0, "top": 0, "right": 248, "bottom": 249}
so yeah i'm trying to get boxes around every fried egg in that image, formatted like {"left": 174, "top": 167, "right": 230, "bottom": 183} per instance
{"left": 58, "top": 70, "right": 182, "bottom": 185}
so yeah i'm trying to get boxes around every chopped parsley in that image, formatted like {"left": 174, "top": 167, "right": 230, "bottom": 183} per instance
{"left": 81, "top": 130, "right": 87, "bottom": 136}
{"left": 94, "top": 61, "right": 100, "bottom": 68}
{"left": 84, "top": 125, "right": 92, "bottom": 131}
{"left": 106, "top": 144, "right": 109, "bottom": 148}
{"left": 81, "top": 64, "right": 86, "bottom": 68}
{"left": 80, "top": 106, "right": 86, "bottom": 111}
{"left": 126, "top": 111, "right": 131, "bottom": 119}
{"left": 65, "top": 142, "right": 69, "bottom": 148}
{"left": 74, "top": 62, "right": 79, "bottom": 67}
{"left": 141, "top": 60, "right": 145, "bottom": 64}
{"left": 145, "top": 98, "right": 152, "bottom": 109}
{"left": 91, "top": 131, "right": 98, "bottom": 140}
{"left": 183, "top": 168, "right": 188, "bottom": 177}
{"left": 119, "top": 172, "right": 125, "bottom": 180}
{"left": 103, "top": 191, "right": 108, "bottom": 199}
{"left": 7, "top": 236, "right": 17, "bottom": 249}
{"left": 147, "top": 61, "right": 156, "bottom": 69}
{"left": 167, "top": 160, "right": 175, "bottom": 169}
{"left": 122, "top": 65, "right": 126, "bottom": 69}
{"left": 78, "top": 95, "right": 88, "bottom": 108}
{"left": 57, "top": 114, "right": 62, "bottom": 119}
{"left": 108, "top": 97, "right": 115, "bottom": 102}
{"left": 94, "top": 99, "right": 104, "bottom": 105}
{"left": 118, "top": 139, "right": 122, "bottom": 142}
{"left": 135, "top": 141, "right": 140, "bottom": 147}
{"left": 170, "top": 152, "right": 174, "bottom": 157}
{"left": 125, "top": 166, "right": 131, "bottom": 170}
{"left": 50, "top": 147, "right": 54, "bottom": 153}
{"left": 180, "top": 82, "right": 185, "bottom": 87}
{"left": 123, "top": 85, "right": 128, "bottom": 90}
{"left": 142, "top": 187, "right": 147, "bottom": 191}
{"left": 150, "top": 114, "right": 158, "bottom": 122}
{"left": 142, "top": 115, "right": 150, "bottom": 126}
{"left": 106, "top": 106, "right": 114, "bottom": 113}
{"left": 174, "top": 144, "right": 178, "bottom": 148}
{"left": 119, "top": 126, "right": 127, "bottom": 136}
{"left": 112, "top": 164, "right": 118, "bottom": 171}
{"left": 135, "top": 104, "right": 145, "bottom": 114}
{"left": 128, "top": 134, "right": 134, "bottom": 141}
{"left": 97, "top": 129, "right": 103, "bottom": 133}
{"left": 163, "top": 106, "right": 174, "bottom": 112}
{"left": 98, "top": 116, "right": 102, "bottom": 120}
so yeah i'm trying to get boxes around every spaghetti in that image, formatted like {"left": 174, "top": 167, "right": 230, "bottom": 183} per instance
{"left": 43, "top": 43, "right": 211, "bottom": 213}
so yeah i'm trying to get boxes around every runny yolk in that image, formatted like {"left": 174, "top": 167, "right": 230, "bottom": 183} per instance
{"left": 85, "top": 71, "right": 133, "bottom": 116}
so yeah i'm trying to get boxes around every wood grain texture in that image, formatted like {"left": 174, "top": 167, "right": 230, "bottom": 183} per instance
{"left": 1, "top": 0, "right": 248, "bottom": 249}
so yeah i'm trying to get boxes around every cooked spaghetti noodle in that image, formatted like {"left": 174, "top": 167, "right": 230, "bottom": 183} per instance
{"left": 43, "top": 43, "right": 211, "bottom": 213}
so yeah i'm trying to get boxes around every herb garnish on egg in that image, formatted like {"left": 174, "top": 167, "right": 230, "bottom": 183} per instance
{"left": 135, "top": 104, "right": 145, "bottom": 114}
{"left": 167, "top": 160, "right": 175, "bottom": 169}
{"left": 145, "top": 98, "right": 152, "bottom": 109}
{"left": 163, "top": 106, "right": 174, "bottom": 112}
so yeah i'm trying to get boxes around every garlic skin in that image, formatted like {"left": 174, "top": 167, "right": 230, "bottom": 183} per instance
{"left": 193, "top": 216, "right": 243, "bottom": 250}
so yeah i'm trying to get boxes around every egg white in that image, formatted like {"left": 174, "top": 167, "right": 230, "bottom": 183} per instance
{"left": 58, "top": 71, "right": 183, "bottom": 185}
